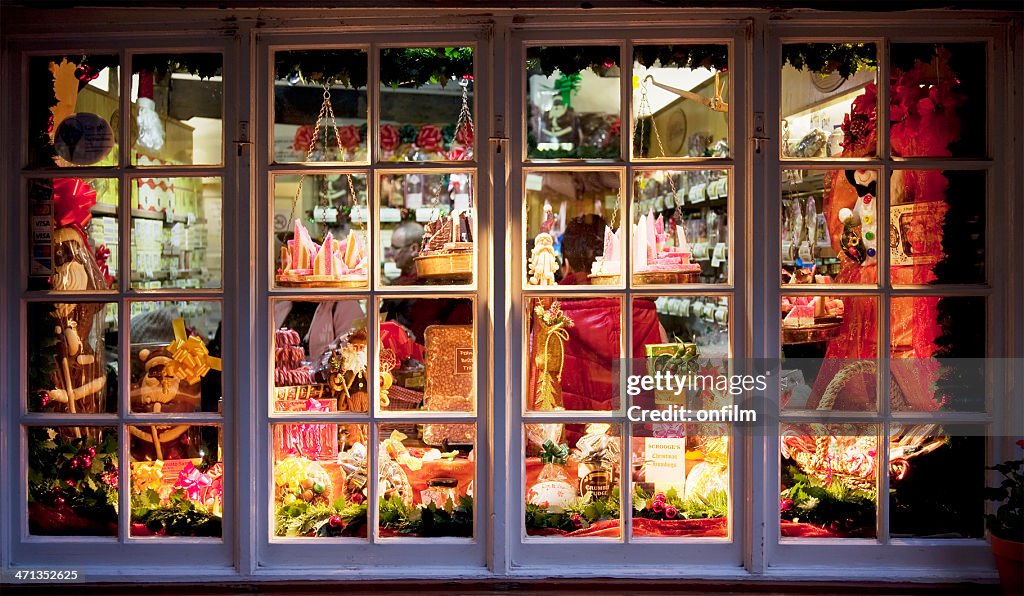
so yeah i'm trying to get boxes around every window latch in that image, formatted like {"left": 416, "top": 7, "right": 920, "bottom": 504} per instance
{"left": 753, "top": 112, "right": 769, "bottom": 154}
{"left": 235, "top": 121, "right": 252, "bottom": 156}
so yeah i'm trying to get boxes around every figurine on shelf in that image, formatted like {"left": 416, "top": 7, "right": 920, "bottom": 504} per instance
{"left": 529, "top": 232, "right": 558, "bottom": 286}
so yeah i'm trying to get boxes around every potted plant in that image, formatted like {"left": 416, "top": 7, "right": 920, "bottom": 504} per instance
{"left": 985, "top": 439, "right": 1024, "bottom": 594}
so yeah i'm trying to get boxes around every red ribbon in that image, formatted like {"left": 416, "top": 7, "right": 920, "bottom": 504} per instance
{"left": 53, "top": 178, "right": 97, "bottom": 229}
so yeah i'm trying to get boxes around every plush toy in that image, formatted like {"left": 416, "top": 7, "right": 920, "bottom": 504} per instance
{"left": 529, "top": 232, "right": 558, "bottom": 286}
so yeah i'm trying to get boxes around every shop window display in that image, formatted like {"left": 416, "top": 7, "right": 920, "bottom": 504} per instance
{"left": 378, "top": 172, "right": 475, "bottom": 287}
{"left": 632, "top": 45, "right": 730, "bottom": 159}
{"left": 273, "top": 173, "right": 369, "bottom": 290}
{"left": 27, "top": 54, "right": 120, "bottom": 169}
{"left": 633, "top": 170, "right": 729, "bottom": 286}
{"left": 526, "top": 46, "right": 621, "bottom": 160}
{"left": 524, "top": 423, "right": 622, "bottom": 538}
{"left": 777, "top": 41, "right": 990, "bottom": 542}
{"left": 781, "top": 43, "right": 878, "bottom": 159}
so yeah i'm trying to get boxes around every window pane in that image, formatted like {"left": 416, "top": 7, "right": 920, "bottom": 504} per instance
{"left": 378, "top": 423, "right": 476, "bottom": 538}
{"left": 890, "top": 296, "right": 985, "bottom": 412}
{"left": 272, "top": 423, "right": 369, "bottom": 538}
{"left": 28, "top": 301, "right": 117, "bottom": 414}
{"left": 890, "top": 43, "right": 986, "bottom": 158}
{"left": 642, "top": 296, "right": 729, "bottom": 361}
{"left": 633, "top": 45, "right": 729, "bottom": 158}
{"left": 524, "top": 170, "right": 622, "bottom": 287}
{"left": 379, "top": 297, "right": 475, "bottom": 414}
{"left": 631, "top": 424, "right": 729, "bottom": 538}
{"left": 781, "top": 295, "right": 878, "bottom": 412}
{"left": 633, "top": 169, "right": 728, "bottom": 286}
{"left": 889, "top": 425, "right": 984, "bottom": 538}
{"left": 130, "top": 176, "right": 221, "bottom": 289}
{"left": 781, "top": 168, "right": 879, "bottom": 286}
{"left": 890, "top": 170, "right": 985, "bottom": 285}
{"left": 781, "top": 43, "right": 878, "bottom": 158}
{"left": 28, "top": 54, "right": 119, "bottom": 168}
{"left": 526, "top": 296, "right": 622, "bottom": 412}
{"left": 131, "top": 53, "right": 223, "bottom": 166}
{"left": 780, "top": 423, "right": 878, "bottom": 539}
{"left": 28, "top": 177, "right": 120, "bottom": 291}
{"left": 525, "top": 422, "right": 622, "bottom": 538}
{"left": 129, "top": 424, "right": 223, "bottom": 537}
{"left": 274, "top": 50, "right": 369, "bottom": 163}
{"left": 129, "top": 300, "right": 222, "bottom": 414}
{"left": 274, "top": 173, "right": 368, "bottom": 290}
{"left": 379, "top": 47, "right": 475, "bottom": 162}
{"left": 526, "top": 46, "right": 621, "bottom": 160}
{"left": 272, "top": 299, "right": 369, "bottom": 414}
{"left": 379, "top": 172, "right": 475, "bottom": 287}
{"left": 28, "top": 426, "right": 118, "bottom": 536}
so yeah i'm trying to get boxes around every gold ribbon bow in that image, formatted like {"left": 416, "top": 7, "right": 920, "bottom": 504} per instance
{"left": 165, "top": 318, "right": 222, "bottom": 385}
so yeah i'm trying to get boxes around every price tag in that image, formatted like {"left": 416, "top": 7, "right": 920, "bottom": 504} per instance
{"left": 525, "top": 174, "right": 545, "bottom": 191}
{"left": 380, "top": 207, "right": 402, "bottom": 223}
{"left": 349, "top": 206, "right": 369, "bottom": 223}
{"left": 415, "top": 207, "right": 442, "bottom": 223}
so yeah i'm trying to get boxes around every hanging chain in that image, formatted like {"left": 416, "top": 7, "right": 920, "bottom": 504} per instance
{"left": 454, "top": 78, "right": 474, "bottom": 147}
{"left": 288, "top": 85, "right": 358, "bottom": 233}
{"left": 636, "top": 77, "right": 682, "bottom": 225}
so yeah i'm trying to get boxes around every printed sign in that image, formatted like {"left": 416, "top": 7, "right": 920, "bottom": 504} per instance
{"left": 644, "top": 437, "right": 687, "bottom": 492}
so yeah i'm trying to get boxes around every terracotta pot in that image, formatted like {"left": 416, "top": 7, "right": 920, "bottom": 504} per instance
{"left": 990, "top": 533, "right": 1024, "bottom": 595}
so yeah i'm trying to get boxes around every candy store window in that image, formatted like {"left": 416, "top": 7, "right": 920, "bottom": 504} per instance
{"left": 265, "top": 35, "right": 483, "bottom": 555}
{"left": 773, "top": 37, "right": 995, "bottom": 554}
{"left": 516, "top": 32, "right": 739, "bottom": 562}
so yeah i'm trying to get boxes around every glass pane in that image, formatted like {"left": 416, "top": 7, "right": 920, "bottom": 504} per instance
{"left": 28, "top": 54, "right": 119, "bottom": 168}
{"left": 890, "top": 296, "right": 985, "bottom": 412}
{"left": 274, "top": 173, "right": 368, "bottom": 290}
{"left": 378, "top": 423, "right": 476, "bottom": 538}
{"left": 889, "top": 424, "right": 984, "bottom": 538}
{"left": 131, "top": 53, "right": 223, "bottom": 166}
{"left": 273, "top": 423, "right": 370, "bottom": 538}
{"left": 28, "top": 426, "right": 118, "bottom": 536}
{"left": 526, "top": 296, "right": 622, "bottom": 412}
{"left": 781, "top": 295, "right": 877, "bottom": 412}
{"left": 379, "top": 298, "right": 475, "bottom": 413}
{"left": 129, "top": 300, "right": 222, "bottom": 414}
{"left": 272, "top": 299, "right": 369, "bottom": 413}
{"left": 890, "top": 170, "right": 985, "bottom": 285}
{"left": 379, "top": 47, "right": 475, "bottom": 162}
{"left": 524, "top": 170, "right": 622, "bottom": 287}
{"left": 642, "top": 296, "right": 729, "bottom": 361}
{"left": 630, "top": 424, "right": 729, "bottom": 538}
{"left": 632, "top": 169, "right": 728, "bottom": 285}
{"left": 130, "top": 176, "right": 221, "bottom": 289}
{"left": 781, "top": 43, "right": 878, "bottom": 158}
{"left": 129, "top": 424, "right": 223, "bottom": 537}
{"left": 28, "top": 177, "right": 119, "bottom": 291}
{"left": 28, "top": 301, "right": 117, "bottom": 413}
{"left": 274, "top": 49, "right": 369, "bottom": 163}
{"left": 633, "top": 45, "right": 729, "bottom": 158}
{"left": 526, "top": 46, "right": 621, "bottom": 159}
{"left": 890, "top": 43, "right": 986, "bottom": 158}
{"left": 781, "top": 168, "right": 879, "bottom": 285}
{"left": 379, "top": 172, "right": 475, "bottom": 287}
{"left": 525, "top": 422, "right": 621, "bottom": 538}
{"left": 780, "top": 423, "right": 878, "bottom": 538}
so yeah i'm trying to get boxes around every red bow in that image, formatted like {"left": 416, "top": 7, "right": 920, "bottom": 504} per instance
{"left": 53, "top": 178, "right": 97, "bottom": 230}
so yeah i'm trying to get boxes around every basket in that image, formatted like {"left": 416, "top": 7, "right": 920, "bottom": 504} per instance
{"left": 781, "top": 320, "right": 843, "bottom": 345}
{"left": 385, "top": 384, "right": 424, "bottom": 411}
{"left": 632, "top": 270, "right": 701, "bottom": 285}
{"left": 275, "top": 274, "right": 367, "bottom": 289}
{"left": 587, "top": 273, "right": 621, "bottom": 286}
{"left": 414, "top": 252, "right": 473, "bottom": 281}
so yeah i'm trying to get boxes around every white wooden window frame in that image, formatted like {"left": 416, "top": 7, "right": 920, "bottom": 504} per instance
{"left": 0, "top": 7, "right": 1019, "bottom": 583}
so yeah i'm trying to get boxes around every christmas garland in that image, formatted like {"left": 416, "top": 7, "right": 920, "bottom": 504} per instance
{"left": 132, "top": 488, "right": 222, "bottom": 537}
{"left": 782, "top": 43, "right": 877, "bottom": 78}
{"left": 27, "top": 428, "right": 119, "bottom": 531}
{"left": 275, "top": 496, "right": 368, "bottom": 537}
{"left": 275, "top": 47, "right": 473, "bottom": 88}
{"left": 780, "top": 464, "right": 876, "bottom": 537}
{"left": 379, "top": 494, "right": 474, "bottom": 537}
